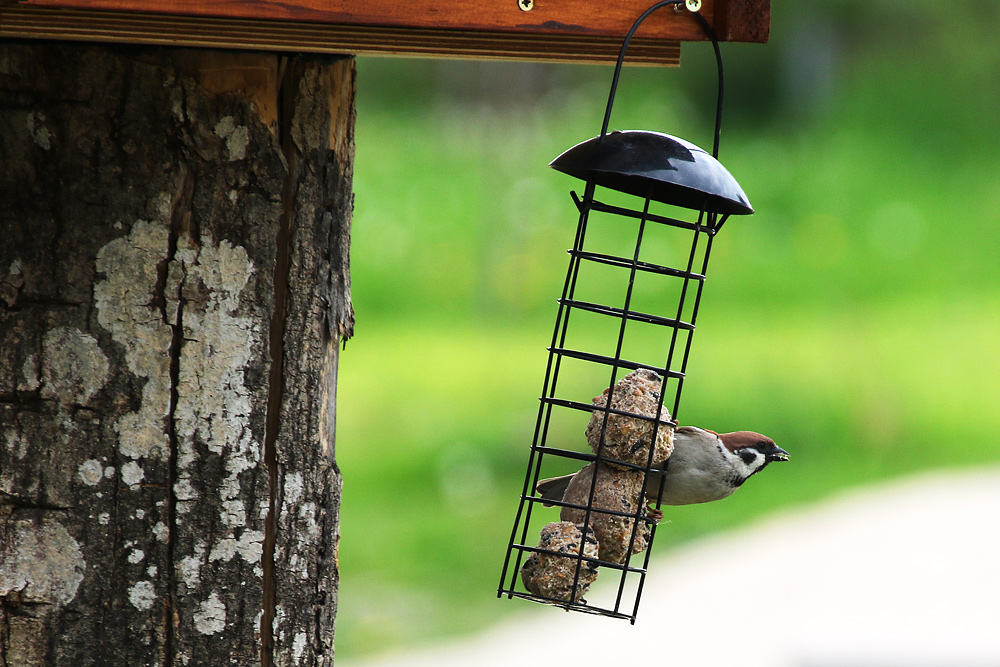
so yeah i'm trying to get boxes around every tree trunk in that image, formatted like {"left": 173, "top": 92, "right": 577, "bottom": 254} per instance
{"left": 0, "top": 42, "right": 354, "bottom": 667}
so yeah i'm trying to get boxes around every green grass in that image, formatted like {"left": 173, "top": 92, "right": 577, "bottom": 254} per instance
{"left": 335, "top": 4, "right": 1000, "bottom": 658}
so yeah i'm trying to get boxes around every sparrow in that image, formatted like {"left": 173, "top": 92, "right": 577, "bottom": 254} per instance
{"left": 536, "top": 426, "right": 788, "bottom": 520}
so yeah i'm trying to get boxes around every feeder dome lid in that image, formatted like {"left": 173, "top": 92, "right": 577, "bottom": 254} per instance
{"left": 550, "top": 130, "right": 753, "bottom": 215}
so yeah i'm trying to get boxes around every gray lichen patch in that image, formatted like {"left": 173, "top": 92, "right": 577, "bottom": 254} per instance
{"left": 39, "top": 327, "right": 109, "bottom": 407}
{"left": 93, "top": 217, "right": 261, "bottom": 502}
{"left": 20, "top": 355, "right": 40, "bottom": 392}
{"left": 178, "top": 542, "right": 206, "bottom": 591}
{"left": 94, "top": 211, "right": 268, "bottom": 602}
{"left": 169, "top": 237, "right": 263, "bottom": 562}
{"left": 0, "top": 518, "right": 86, "bottom": 605}
{"left": 2, "top": 258, "right": 25, "bottom": 308}
{"left": 94, "top": 220, "right": 175, "bottom": 461}
{"left": 193, "top": 592, "right": 227, "bottom": 635}
{"left": 152, "top": 521, "right": 169, "bottom": 543}
{"left": 172, "top": 238, "right": 257, "bottom": 463}
{"left": 121, "top": 461, "right": 145, "bottom": 488}
{"left": 213, "top": 116, "right": 249, "bottom": 161}
{"left": 128, "top": 580, "right": 156, "bottom": 611}
{"left": 77, "top": 459, "right": 104, "bottom": 486}
{"left": 26, "top": 110, "right": 53, "bottom": 150}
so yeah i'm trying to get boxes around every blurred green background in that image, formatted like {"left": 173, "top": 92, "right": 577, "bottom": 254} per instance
{"left": 335, "top": 0, "right": 1000, "bottom": 659}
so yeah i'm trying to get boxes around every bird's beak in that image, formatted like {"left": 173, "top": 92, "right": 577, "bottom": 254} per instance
{"left": 767, "top": 446, "right": 790, "bottom": 462}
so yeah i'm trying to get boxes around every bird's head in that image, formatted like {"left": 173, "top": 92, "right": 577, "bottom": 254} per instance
{"left": 719, "top": 431, "right": 789, "bottom": 478}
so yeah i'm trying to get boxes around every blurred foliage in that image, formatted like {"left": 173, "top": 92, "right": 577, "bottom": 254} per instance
{"left": 335, "top": 0, "right": 1000, "bottom": 660}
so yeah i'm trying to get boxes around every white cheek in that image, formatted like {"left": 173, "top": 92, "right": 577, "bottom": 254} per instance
{"left": 735, "top": 451, "right": 766, "bottom": 477}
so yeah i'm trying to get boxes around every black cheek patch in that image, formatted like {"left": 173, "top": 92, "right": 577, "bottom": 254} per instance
{"left": 738, "top": 448, "right": 759, "bottom": 466}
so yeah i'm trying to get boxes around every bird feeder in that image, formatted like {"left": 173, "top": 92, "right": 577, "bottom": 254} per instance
{"left": 498, "top": 0, "right": 754, "bottom": 621}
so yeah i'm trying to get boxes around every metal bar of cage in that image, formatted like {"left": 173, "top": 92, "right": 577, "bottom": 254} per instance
{"left": 578, "top": 194, "right": 720, "bottom": 235}
{"left": 572, "top": 248, "right": 706, "bottom": 280}
{"left": 560, "top": 299, "right": 696, "bottom": 329}
{"left": 566, "top": 187, "right": 652, "bottom": 607}
{"left": 546, "top": 347, "right": 684, "bottom": 378}
{"left": 499, "top": 180, "right": 598, "bottom": 597}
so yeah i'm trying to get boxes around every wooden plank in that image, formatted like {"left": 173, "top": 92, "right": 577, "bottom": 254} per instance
{"left": 713, "top": 0, "right": 770, "bottom": 42}
{"left": 3, "top": 0, "right": 767, "bottom": 63}
{"left": 14, "top": 0, "right": 763, "bottom": 40}
{"left": 0, "top": 5, "right": 683, "bottom": 64}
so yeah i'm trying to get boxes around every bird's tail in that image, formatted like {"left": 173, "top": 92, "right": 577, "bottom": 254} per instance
{"left": 534, "top": 474, "right": 575, "bottom": 507}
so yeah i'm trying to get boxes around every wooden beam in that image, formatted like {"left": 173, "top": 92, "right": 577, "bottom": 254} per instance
{"left": 1, "top": 0, "right": 767, "bottom": 64}
{"left": 713, "top": 0, "right": 770, "bottom": 43}
{"left": 0, "top": 5, "right": 681, "bottom": 64}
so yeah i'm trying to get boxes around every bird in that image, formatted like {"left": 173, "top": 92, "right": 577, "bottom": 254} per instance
{"left": 535, "top": 426, "right": 788, "bottom": 521}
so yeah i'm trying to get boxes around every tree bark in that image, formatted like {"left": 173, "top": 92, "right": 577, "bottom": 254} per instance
{"left": 0, "top": 42, "right": 354, "bottom": 667}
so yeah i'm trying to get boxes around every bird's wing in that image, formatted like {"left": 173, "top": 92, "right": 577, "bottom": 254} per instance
{"left": 675, "top": 425, "right": 715, "bottom": 438}
{"left": 641, "top": 457, "right": 671, "bottom": 502}
{"left": 534, "top": 474, "right": 575, "bottom": 507}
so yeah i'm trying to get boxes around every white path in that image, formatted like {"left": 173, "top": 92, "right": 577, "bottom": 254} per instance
{"left": 343, "top": 467, "right": 1000, "bottom": 667}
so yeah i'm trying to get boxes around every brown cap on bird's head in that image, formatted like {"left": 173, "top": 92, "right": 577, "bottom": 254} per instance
{"left": 718, "top": 431, "right": 789, "bottom": 462}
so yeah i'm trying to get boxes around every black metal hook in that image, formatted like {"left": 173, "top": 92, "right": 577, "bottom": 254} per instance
{"left": 599, "top": 0, "right": 724, "bottom": 159}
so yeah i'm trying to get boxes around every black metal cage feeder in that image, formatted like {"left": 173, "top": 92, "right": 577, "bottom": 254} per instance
{"left": 498, "top": 0, "right": 754, "bottom": 621}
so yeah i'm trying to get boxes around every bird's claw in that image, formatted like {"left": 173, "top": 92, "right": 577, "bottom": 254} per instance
{"left": 645, "top": 504, "right": 663, "bottom": 524}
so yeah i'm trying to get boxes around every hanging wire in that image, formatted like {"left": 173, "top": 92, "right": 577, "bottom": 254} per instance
{"left": 600, "top": 0, "right": 724, "bottom": 158}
